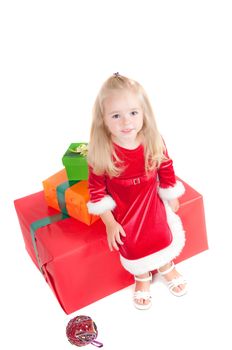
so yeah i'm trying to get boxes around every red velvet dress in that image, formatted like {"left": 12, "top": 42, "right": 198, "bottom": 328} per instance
{"left": 87, "top": 142, "right": 186, "bottom": 275}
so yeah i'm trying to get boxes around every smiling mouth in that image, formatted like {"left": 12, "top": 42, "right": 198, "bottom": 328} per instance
{"left": 121, "top": 129, "right": 134, "bottom": 133}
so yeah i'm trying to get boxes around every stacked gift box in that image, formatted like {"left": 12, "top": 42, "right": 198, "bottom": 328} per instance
{"left": 14, "top": 142, "right": 209, "bottom": 314}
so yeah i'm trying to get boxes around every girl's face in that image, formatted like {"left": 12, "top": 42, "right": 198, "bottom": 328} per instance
{"left": 103, "top": 89, "right": 143, "bottom": 148}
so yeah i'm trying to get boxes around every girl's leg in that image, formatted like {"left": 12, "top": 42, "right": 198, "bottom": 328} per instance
{"left": 134, "top": 272, "right": 152, "bottom": 306}
{"left": 158, "top": 261, "right": 187, "bottom": 294}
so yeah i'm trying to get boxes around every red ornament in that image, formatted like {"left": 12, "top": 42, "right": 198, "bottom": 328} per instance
{"left": 66, "top": 315, "right": 103, "bottom": 347}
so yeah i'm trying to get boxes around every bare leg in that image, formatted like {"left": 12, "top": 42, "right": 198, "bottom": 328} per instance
{"left": 158, "top": 261, "right": 186, "bottom": 294}
{"left": 134, "top": 272, "right": 151, "bottom": 306}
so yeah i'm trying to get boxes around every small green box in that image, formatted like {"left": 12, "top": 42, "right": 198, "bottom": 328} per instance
{"left": 62, "top": 143, "right": 88, "bottom": 181}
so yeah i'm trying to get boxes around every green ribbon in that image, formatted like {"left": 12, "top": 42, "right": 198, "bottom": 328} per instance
{"left": 30, "top": 179, "right": 80, "bottom": 273}
{"left": 30, "top": 213, "right": 69, "bottom": 273}
{"left": 56, "top": 180, "right": 79, "bottom": 215}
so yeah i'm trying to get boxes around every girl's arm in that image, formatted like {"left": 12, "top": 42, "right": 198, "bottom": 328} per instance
{"left": 100, "top": 210, "right": 126, "bottom": 251}
{"left": 157, "top": 142, "right": 185, "bottom": 210}
{"left": 100, "top": 210, "right": 116, "bottom": 226}
{"left": 87, "top": 165, "right": 116, "bottom": 215}
{"left": 87, "top": 166, "right": 126, "bottom": 251}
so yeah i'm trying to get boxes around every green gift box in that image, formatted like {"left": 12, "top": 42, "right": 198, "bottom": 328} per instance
{"left": 62, "top": 143, "right": 88, "bottom": 181}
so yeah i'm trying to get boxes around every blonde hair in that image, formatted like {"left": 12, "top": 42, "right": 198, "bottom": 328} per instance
{"left": 87, "top": 73, "right": 168, "bottom": 177}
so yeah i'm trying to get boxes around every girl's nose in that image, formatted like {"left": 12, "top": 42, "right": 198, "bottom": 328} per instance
{"left": 121, "top": 115, "right": 130, "bottom": 125}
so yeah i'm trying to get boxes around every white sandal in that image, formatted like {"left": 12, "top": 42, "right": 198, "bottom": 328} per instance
{"left": 133, "top": 273, "right": 152, "bottom": 310}
{"left": 158, "top": 262, "right": 187, "bottom": 297}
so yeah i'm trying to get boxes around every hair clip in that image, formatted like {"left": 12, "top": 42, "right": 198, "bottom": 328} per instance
{"left": 113, "top": 72, "right": 120, "bottom": 77}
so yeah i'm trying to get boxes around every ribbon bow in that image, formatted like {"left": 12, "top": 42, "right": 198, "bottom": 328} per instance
{"left": 69, "top": 144, "right": 88, "bottom": 157}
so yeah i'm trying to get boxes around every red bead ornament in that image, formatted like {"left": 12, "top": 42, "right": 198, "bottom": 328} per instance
{"left": 66, "top": 315, "right": 103, "bottom": 347}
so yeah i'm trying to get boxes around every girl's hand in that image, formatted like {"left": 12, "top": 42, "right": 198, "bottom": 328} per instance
{"left": 168, "top": 198, "right": 180, "bottom": 212}
{"left": 106, "top": 220, "right": 126, "bottom": 252}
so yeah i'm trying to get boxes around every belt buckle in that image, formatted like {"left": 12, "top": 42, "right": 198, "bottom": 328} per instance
{"left": 133, "top": 177, "right": 141, "bottom": 185}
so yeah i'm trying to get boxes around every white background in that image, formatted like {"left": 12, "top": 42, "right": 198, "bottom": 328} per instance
{"left": 1, "top": 1, "right": 232, "bottom": 349}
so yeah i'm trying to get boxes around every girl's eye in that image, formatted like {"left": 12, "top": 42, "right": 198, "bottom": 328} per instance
{"left": 112, "top": 114, "right": 120, "bottom": 119}
{"left": 131, "top": 111, "right": 138, "bottom": 116}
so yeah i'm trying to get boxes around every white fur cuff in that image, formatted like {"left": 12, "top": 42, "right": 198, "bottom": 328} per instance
{"left": 87, "top": 195, "right": 116, "bottom": 215}
{"left": 158, "top": 180, "right": 185, "bottom": 201}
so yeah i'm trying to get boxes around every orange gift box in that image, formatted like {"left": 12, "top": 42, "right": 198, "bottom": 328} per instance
{"left": 42, "top": 169, "right": 99, "bottom": 225}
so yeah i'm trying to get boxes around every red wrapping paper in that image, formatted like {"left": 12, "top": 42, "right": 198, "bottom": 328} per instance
{"left": 14, "top": 178, "right": 208, "bottom": 314}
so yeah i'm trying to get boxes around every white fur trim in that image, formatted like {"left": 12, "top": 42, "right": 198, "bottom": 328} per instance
{"left": 119, "top": 200, "right": 186, "bottom": 275}
{"left": 158, "top": 180, "right": 185, "bottom": 201}
{"left": 87, "top": 195, "right": 116, "bottom": 215}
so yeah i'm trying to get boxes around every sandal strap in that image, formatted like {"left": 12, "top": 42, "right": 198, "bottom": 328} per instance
{"left": 134, "top": 290, "right": 152, "bottom": 300}
{"left": 168, "top": 276, "right": 186, "bottom": 289}
{"left": 158, "top": 262, "right": 175, "bottom": 276}
{"left": 134, "top": 272, "right": 152, "bottom": 282}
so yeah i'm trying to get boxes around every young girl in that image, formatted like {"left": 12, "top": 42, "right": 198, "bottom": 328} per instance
{"left": 87, "top": 73, "right": 187, "bottom": 310}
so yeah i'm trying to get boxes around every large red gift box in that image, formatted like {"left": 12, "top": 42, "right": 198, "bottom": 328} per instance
{"left": 14, "top": 178, "right": 208, "bottom": 314}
